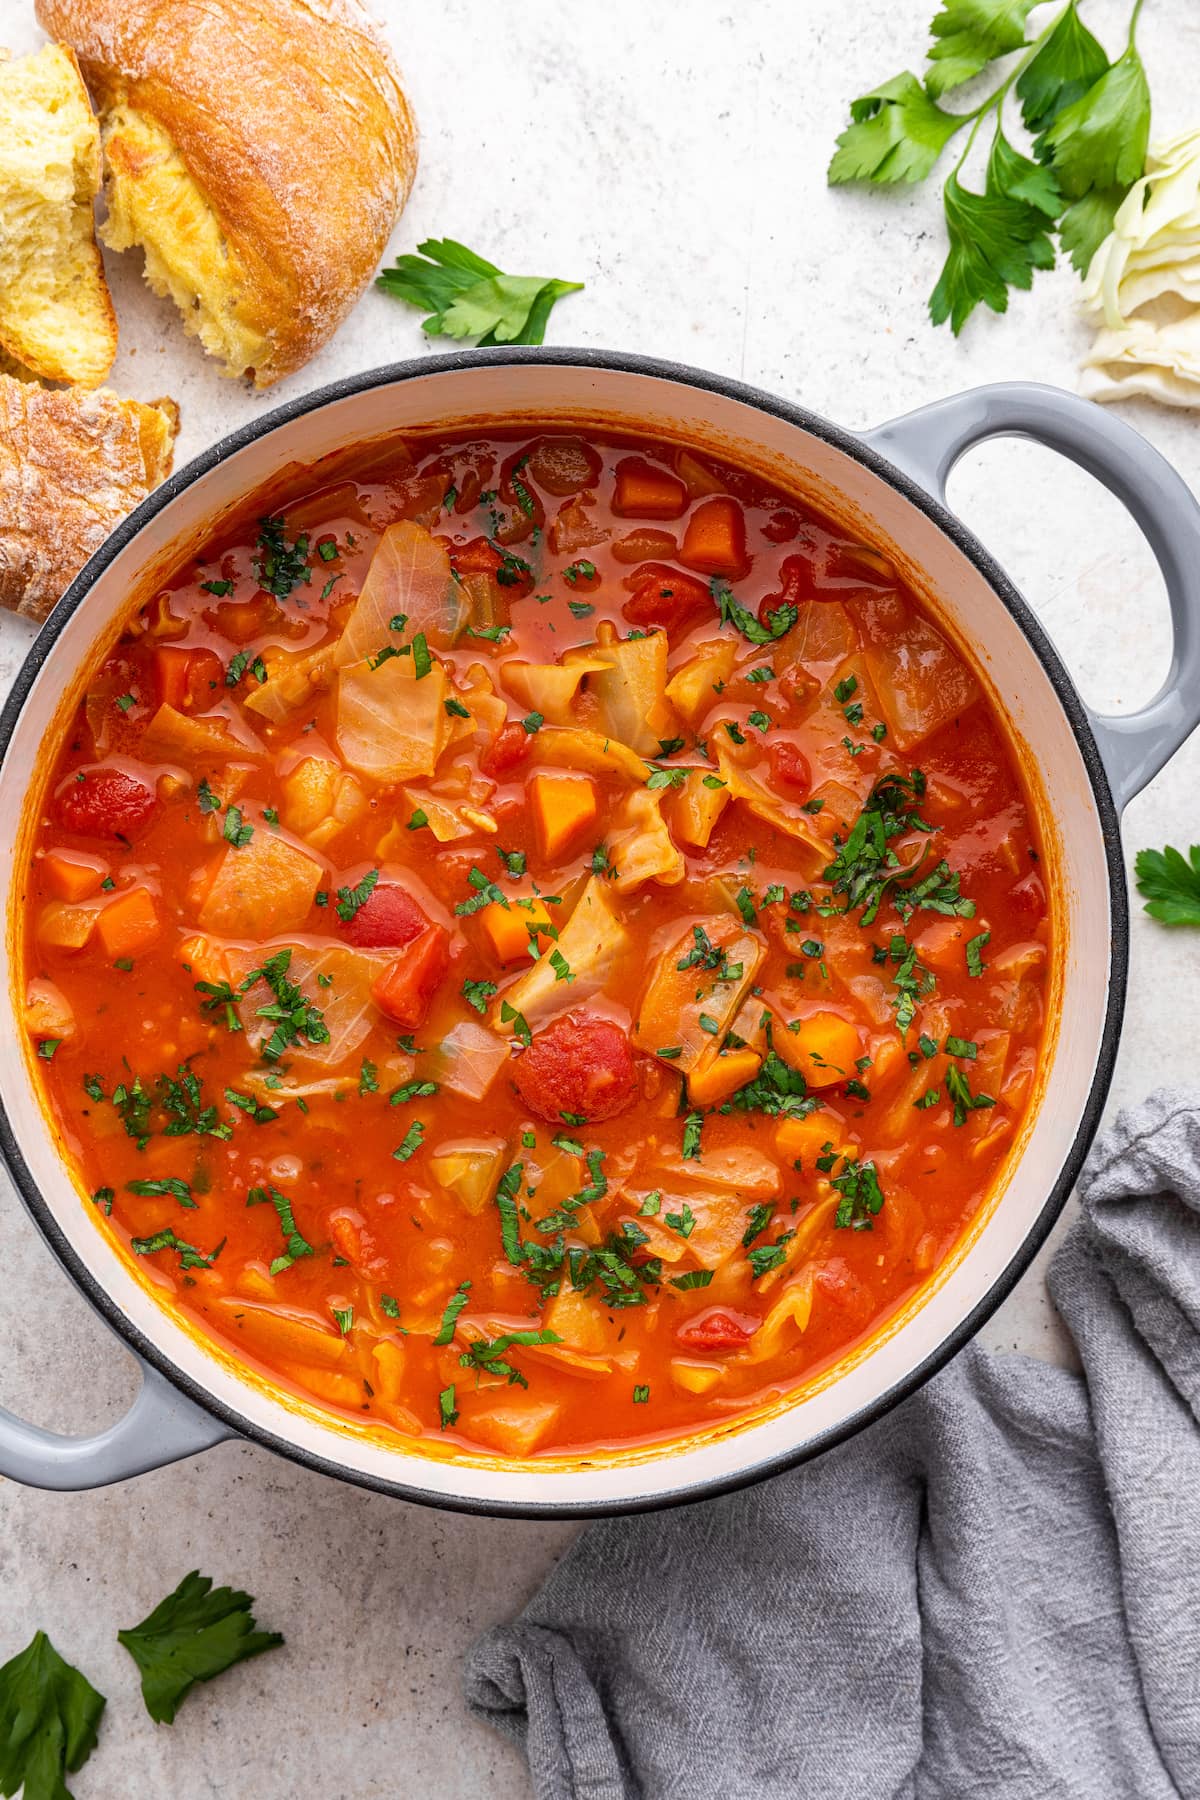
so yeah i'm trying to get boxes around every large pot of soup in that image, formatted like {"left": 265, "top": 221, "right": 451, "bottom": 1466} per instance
{"left": 1, "top": 352, "right": 1197, "bottom": 1514}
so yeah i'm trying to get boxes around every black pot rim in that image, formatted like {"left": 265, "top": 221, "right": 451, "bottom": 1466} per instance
{"left": 0, "top": 346, "right": 1127, "bottom": 1518}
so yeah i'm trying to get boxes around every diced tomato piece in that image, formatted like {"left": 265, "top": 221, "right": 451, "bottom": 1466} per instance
{"left": 154, "top": 646, "right": 223, "bottom": 711}
{"left": 621, "top": 563, "right": 713, "bottom": 635}
{"left": 449, "top": 535, "right": 503, "bottom": 576}
{"left": 370, "top": 924, "right": 450, "bottom": 1028}
{"left": 680, "top": 497, "right": 749, "bottom": 579}
{"left": 613, "top": 457, "right": 688, "bottom": 520}
{"left": 767, "top": 740, "right": 811, "bottom": 795}
{"left": 481, "top": 722, "right": 533, "bottom": 781}
{"left": 338, "top": 878, "right": 428, "bottom": 949}
{"left": 514, "top": 1011, "right": 637, "bottom": 1124}
{"left": 676, "top": 1309, "right": 760, "bottom": 1351}
{"left": 53, "top": 766, "right": 157, "bottom": 840}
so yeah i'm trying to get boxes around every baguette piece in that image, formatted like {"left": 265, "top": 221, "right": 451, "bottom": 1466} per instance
{"left": 0, "top": 42, "right": 117, "bottom": 387}
{"left": 37, "top": 0, "right": 418, "bottom": 388}
{"left": 0, "top": 374, "right": 178, "bottom": 621}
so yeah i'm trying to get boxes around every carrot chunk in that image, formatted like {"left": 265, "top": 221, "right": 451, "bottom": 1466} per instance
{"left": 688, "top": 1047, "right": 763, "bottom": 1106}
{"left": 527, "top": 771, "right": 597, "bottom": 861}
{"left": 613, "top": 457, "right": 688, "bottom": 520}
{"left": 479, "top": 897, "right": 555, "bottom": 964}
{"left": 680, "top": 496, "right": 750, "bottom": 579}
{"left": 96, "top": 887, "right": 161, "bottom": 959}
{"left": 772, "top": 1010, "right": 861, "bottom": 1089}
{"left": 42, "top": 849, "right": 108, "bottom": 902}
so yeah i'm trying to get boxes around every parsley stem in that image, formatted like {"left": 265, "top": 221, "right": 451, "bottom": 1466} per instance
{"left": 1128, "top": 0, "right": 1145, "bottom": 44}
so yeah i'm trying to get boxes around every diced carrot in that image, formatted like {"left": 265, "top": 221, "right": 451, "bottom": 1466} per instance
{"left": 370, "top": 924, "right": 450, "bottom": 1028}
{"left": 96, "top": 886, "right": 161, "bottom": 959}
{"left": 210, "top": 596, "right": 280, "bottom": 643}
{"left": 613, "top": 457, "right": 688, "bottom": 520}
{"left": 913, "top": 916, "right": 973, "bottom": 974}
{"left": 772, "top": 1010, "right": 861, "bottom": 1088}
{"left": 479, "top": 897, "right": 555, "bottom": 964}
{"left": 527, "top": 772, "right": 597, "bottom": 861}
{"left": 680, "top": 496, "right": 749, "bottom": 579}
{"left": 688, "top": 1047, "right": 762, "bottom": 1106}
{"left": 42, "top": 849, "right": 108, "bottom": 903}
{"left": 775, "top": 1113, "right": 851, "bottom": 1167}
{"left": 154, "top": 646, "right": 223, "bottom": 711}
{"left": 37, "top": 899, "right": 100, "bottom": 950}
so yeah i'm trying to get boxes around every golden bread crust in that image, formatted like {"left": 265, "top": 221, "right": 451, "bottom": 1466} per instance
{"left": 0, "top": 373, "right": 178, "bottom": 620}
{"left": 36, "top": 0, "right": 418, "bottom": 386}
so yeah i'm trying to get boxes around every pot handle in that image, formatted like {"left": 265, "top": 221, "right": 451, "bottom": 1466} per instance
{"left": 862, "top": 381, "right": 1200, "bottom": 810}
{"left": 0, "top": 1358, "right": 232, "bottom": 1490}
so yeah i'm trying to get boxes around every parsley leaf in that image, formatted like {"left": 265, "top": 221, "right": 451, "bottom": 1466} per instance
{"left": 929, "top": 164, "right": 1057, "bottom": 335}
{"left": 117, "top": 1570, "right": 282, "bottom": 1725}
{"left": 376, "top": 237, "right": 584, "bottom": 346}
{"left": 1016, "top": 1, "right": 1109, "bottom": 135}
{"left": 829, "top": 72, "right": 964, "bottom": 185}
{"left": 0, "top": 1630, "right": 105, "bottom": 1797}
{"left": 1134, "top": 845, "right": 1200, "bottom": 927}
{"left": 926, "top": 0, "right": 1040, "bottom": 98}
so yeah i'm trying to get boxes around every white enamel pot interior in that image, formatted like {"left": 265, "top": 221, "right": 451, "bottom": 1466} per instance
{"left": 3, "top": 351, "right": 1200, "bottom": 1514}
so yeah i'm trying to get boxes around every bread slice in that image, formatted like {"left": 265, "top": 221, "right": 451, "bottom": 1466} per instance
{"left": 0, "top": 43, "right": 117, "bottom": 387}
{"left": 37, "top": 0, "right": 417, "bottom": 387}
{"left": 0, "top": 374, "right": 178, "bottom": 620}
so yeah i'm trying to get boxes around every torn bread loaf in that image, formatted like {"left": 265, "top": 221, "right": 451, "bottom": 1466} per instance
{"left": 0, "top": 42, "right": 117, "bottom": 387}
{"left": 37, "top": 0, "right": 418, "bottom": 387}
{"left": 0, "top": 374, "right": 178, "bottom": 620}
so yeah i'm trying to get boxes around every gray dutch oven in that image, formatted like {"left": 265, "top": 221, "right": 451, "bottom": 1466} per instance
{"left": 1, "top": 351, "right": 1198, "bottom": 1516}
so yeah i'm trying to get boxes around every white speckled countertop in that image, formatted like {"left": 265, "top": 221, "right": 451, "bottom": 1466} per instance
{"left": 3, "top": 2, "right": 1199, "bottom": 1793}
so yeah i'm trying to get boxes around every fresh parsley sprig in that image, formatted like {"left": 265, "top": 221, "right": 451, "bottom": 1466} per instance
{"left": 1135, "top": 845, "right": 1200, "bottom": 927}
{"left": 377, "top": 238, "right": 584, "bottom": 345}
{"left": 829, "top": 0, "right": 1152, "bottom": 333}
{"left": 117, "top": 1571, "right": 283, "bottom": 1725}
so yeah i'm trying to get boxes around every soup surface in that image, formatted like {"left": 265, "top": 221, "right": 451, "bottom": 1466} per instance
{"left": 21, "top": 426, "right": 1051, "bottom": 1460}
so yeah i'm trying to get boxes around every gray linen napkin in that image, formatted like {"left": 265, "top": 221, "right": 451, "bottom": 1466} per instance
{"left": 464, "top": 1090, "right": 1200, "bottom": 1799}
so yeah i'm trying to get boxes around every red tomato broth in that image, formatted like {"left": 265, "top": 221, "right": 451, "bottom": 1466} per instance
{"left": 18, "top": 426, "right": 1054, "bottom": 1462}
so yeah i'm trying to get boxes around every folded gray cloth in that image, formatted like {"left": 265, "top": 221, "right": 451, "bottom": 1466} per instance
{"left": 464, "top": 1090, "right": 1200, "bottom": 1799}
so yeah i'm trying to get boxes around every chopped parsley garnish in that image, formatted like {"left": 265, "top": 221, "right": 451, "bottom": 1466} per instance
{"left": 712, "top": 577, "right": 797, "bottom": 644}
{"left": 390, "top": 1080, "right": 438, "bottom": 1105}
{"left": 438, "top": 1385, "right": 458, "bottom": 1429}
{"left": 455, "top": 865, "right": 508, "bottom": 916}
{"left": 966, "top": 930, "right": 990, "bottom": 977}
{"left": 681, "top": 1111, "right": 703, "bottom": 1160}
{"left": 462, "top": 977, "right": 498, "bottom": 1014}
{"left": 126, "top": 1176, "right": 196, "bottom": 1208}
{"left": 563, "top": 559, "right": 597, "bottom": 585}
{"left": 335, "top": 868, "right": 379, "bottom": 922}
{"left": 458, "top": 1328, "right": 560, "bottom": 1389}
{"left": 254, "top": 515, "right": 311, "bottom": 599}
{"left": 358, "top": 1059, "right": 379, "bottom": 1096}
{"left": 393, "top": 1121, "right": 426, "bottom": 1162}
{"left": 248, "top": 1183, "right": 314, "bottom": 1274}
{"left": 500, "top": 1000, "right": 533, "bottom": 1048}
{"left": 433, "top": 1280, "right": 471, "bottom": 1346}
{"left": 633, "top": 1384, "right": 651, "bottom": 1403}
{"left": 222, "top": 805, "right": 253, "bottom": 849}
{"left": 131, "top": 1228, "right": 223, "bottom": 1270}
{"left": 200, "top": 577, "right": 234, "bottom": 596}
{"left": 497, "top": 846, "right": 527, "bottom": 877}
{"left": 946, "top": 1065, "right": 996, "bottom": 1126}
{"left": 332, "top": 1305, "right": 354, "bottom": 1335}
{"left": 670, "top": 1268, "right": 713, "bottom": 1291}
{"left": 831, "top": 1157, "right": 886, "bottom": 1230}
{"left": 241, "top": 949, "right": 330, "bottom": 1063}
